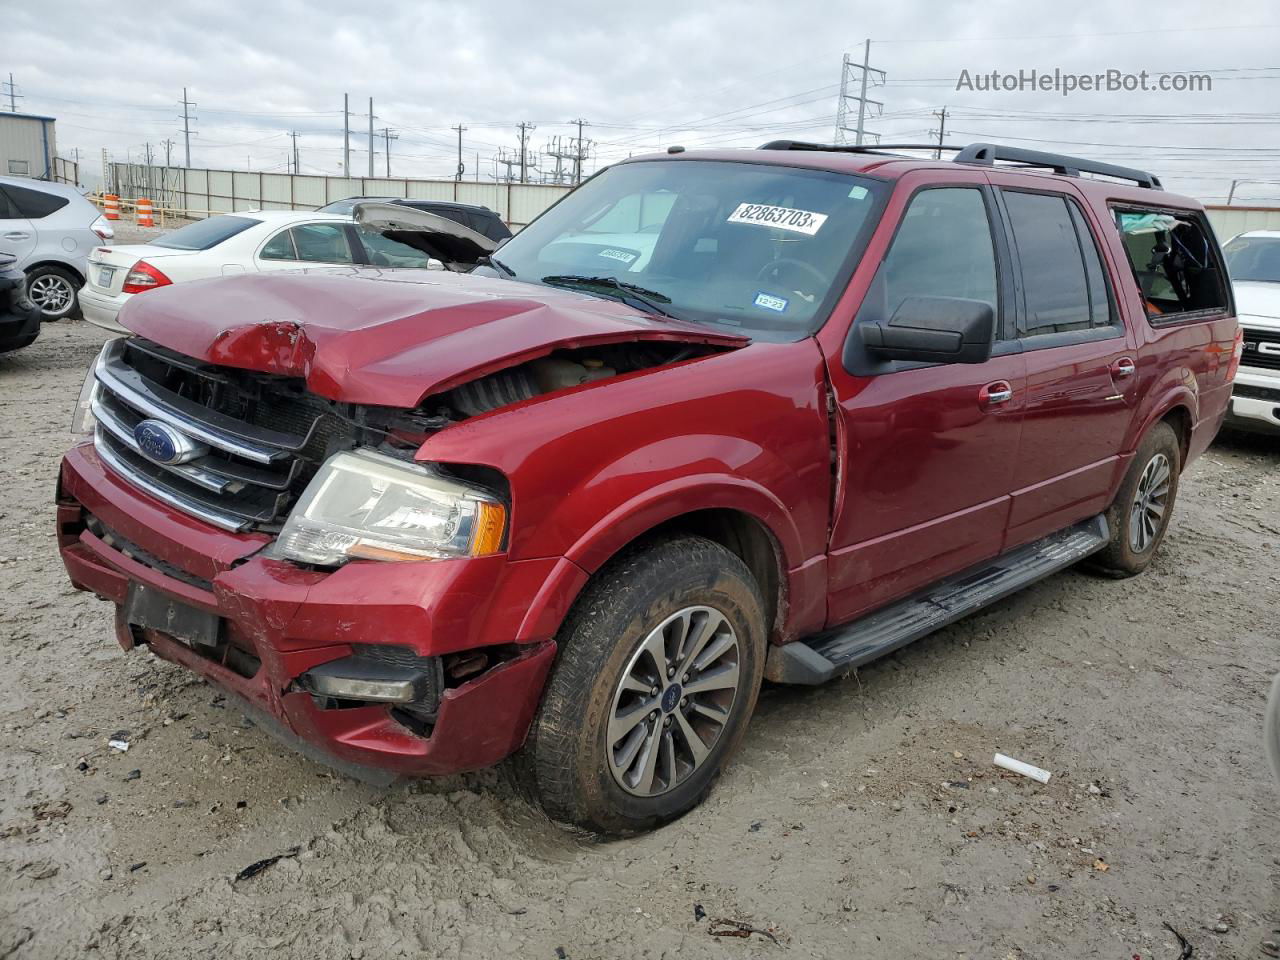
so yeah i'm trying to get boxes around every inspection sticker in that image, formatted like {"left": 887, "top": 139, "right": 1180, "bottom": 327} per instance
{"left": 598, "top": 248, "right": 637, "bottom": 264}
{"left": 753, "top": 291, "right": 789, "bottom": 312}
{"left": 727, "top": 202, "right": 828, "bottom": 236}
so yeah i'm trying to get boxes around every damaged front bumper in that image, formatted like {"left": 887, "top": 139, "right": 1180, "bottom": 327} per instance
{"left": 57, "top": 441, "right": 564, "bottom": 777}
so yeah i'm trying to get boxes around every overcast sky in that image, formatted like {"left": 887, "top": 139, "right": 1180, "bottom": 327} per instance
{"left": 7, "top": 0, "right": 1280, "bottom": 201}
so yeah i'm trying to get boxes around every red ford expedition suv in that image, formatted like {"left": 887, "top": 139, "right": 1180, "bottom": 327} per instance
{"left": 57, "top": 142, "right": 1241, "bottom": 833}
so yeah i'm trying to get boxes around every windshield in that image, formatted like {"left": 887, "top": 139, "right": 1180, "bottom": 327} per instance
{"left": 1223, "top": 235, "right": 1280, "bottom": 283}
{"left": 488, "top": 159, "right": 887, "bottom": 337}
{"left": 152, "top": 215, "right": 259, "bottom": 251}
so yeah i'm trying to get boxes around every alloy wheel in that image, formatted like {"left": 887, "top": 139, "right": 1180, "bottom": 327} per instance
{"left": 606, "top": 606, "right": 741, "bottom": 798}
{"left": 27, "top": 274, "right": 74, "bottom": 316}
{"left": 1129, "top": 452, "right": 1171, "bottom": 553}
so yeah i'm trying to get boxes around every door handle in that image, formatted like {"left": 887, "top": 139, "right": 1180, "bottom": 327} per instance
{"left": 3, "top": 231, "right": 30, "bottom": 241}
{"left": 1111, "top": 357, "right": 1137, "bottom": 379}
{"left": 979, "top": 380, "right": 1013, "bottom": 407}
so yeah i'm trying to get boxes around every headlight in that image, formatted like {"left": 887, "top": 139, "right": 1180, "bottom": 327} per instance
{"left": 274, "top": 449, "right": 507, "bottom": 566}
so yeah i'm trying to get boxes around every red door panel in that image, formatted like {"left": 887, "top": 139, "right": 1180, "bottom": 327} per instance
{"left": 825, "top": 352, "right": 1025, "bottom": 623}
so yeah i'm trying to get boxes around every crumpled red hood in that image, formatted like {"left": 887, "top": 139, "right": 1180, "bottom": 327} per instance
{"left": 118, "top": 268, "right": 747, "bottom": 408}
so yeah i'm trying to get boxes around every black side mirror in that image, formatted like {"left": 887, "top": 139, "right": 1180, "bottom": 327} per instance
{"left": 858, "top": 296, "right": 995, "bottom": 365}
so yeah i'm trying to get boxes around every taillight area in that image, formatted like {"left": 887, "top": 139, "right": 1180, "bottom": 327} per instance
{"left": 121, "top": 260, "right": 172, "bottom": 294}
{"left": 90, "top": 216, "right": 114, "bottom": 241}
{"left": 1226, "top": 327, "right": 1244, "bottom": 382}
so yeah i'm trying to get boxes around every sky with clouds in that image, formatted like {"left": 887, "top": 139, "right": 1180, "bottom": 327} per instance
{"left": 5, "top": 0, "right": 1280, "bottom": 201}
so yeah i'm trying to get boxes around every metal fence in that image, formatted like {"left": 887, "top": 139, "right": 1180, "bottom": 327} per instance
{"left": 1205, "top": 205, "right": 1280, "bottom": 242}
{"left": 106, "top": 163, "right": 572, "bottom": 228}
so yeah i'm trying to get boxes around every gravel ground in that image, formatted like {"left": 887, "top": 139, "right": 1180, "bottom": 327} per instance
{"left": 1, "top": 321, "right": 1278, "bottom": 960}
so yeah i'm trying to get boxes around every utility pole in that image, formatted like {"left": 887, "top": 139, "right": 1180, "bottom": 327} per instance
{"left": 568, "top": 118, "right": 590, "bottom": 184}
{"left": 342, "top": 93, "right": 350, "bottom": 177}
{"left": 517, "top": 122, "right": 535, "bottom": 183}
{"left": 1227, "top": 179, "right": 1240, "bottom": 205}
{"left": 835, "top": 41, "right": 885, "bottom": 145}
{"left": 288, "top": 130, "right": 300, "bottom": 174}
{"left": 452, "top": 124, "right": 466, "bottom": 182}
{"left": 930, "top": 107, "right": 948, "bottom": 159}
{"left": 161, "top": 138, "right": 174, "bottom": 167}
{"left": 3, "top": 73, "right": 21, "bottom": 113}
{"left": 474, "top": 152, "right": 479, "bottom": 182}
{"left": 179, "top": 88, "right": 196, "bottom": 167}
{"left": 381, "top": 127, "right": 397, "bottom": 177}
{"left": 367, "top": 97, "right": 375, "bottom": 178}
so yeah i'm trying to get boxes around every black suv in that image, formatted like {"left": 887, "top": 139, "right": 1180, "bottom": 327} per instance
{"left": 318, "top": 197, "right": 512, "bottom": 243}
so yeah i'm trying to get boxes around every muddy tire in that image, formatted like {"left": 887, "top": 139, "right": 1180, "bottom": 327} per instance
{"left": 522, "top": 536, "right": 766, "bottom": 834}
{"left": 1089, "top": 421, "right": 1181, "bottom": 577}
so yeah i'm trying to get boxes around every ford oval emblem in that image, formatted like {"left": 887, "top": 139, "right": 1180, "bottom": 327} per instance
{"left": 133, "top": 419, "right": 206, "bottom": 465}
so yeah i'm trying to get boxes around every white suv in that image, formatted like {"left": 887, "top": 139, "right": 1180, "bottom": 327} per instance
{"left": 0, "top": 176, "right": 113, "bottom": 320}
{"left": 1222, "top": 230, "right": 1280, "bottom": 435}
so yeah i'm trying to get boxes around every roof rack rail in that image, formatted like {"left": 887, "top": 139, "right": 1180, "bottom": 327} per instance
{"left": 758, "top": 139, "right": 1162, "bottom": 190}
{"left": 953, "top": 143, "right": 1161, "bottom": 189}
{"left": 759, "top": 140, "right": 962, "bottom": 156}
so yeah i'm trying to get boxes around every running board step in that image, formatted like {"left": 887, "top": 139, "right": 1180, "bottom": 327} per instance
{"left": 766, "top": 515, "right": 1110, "bottom": 685}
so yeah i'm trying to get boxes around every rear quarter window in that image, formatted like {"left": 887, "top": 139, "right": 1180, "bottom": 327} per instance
{"left": 152, "top": 215, "right": 260, "bottom": 251}
{"left": 1112, "top": 207, "right": 1228, "bottom": 321}
{"left": 1, "top": 184, "right": 70, "bottom": 219}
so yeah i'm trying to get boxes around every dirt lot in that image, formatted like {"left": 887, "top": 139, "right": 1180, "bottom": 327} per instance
{"left": 1, "top": 320, "right": 1277, "bottom": 960}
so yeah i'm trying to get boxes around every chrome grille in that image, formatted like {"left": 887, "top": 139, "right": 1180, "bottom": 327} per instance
{"left": 1242, "top": 326, "right": 1280, "bottom": 372}
{"left": 90, "top": 338, "right": 349, "bottom": 532}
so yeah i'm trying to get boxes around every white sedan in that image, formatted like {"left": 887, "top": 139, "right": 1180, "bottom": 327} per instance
{"left": 80, "top": 207, "right": 495, "bottom": 334}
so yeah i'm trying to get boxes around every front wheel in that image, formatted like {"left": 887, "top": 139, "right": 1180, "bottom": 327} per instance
{"left": 1090, "top": 421, "right": 1181, "bottom": 577}
{"left": 522, "top": 536, "right": 766, "bottom": 834}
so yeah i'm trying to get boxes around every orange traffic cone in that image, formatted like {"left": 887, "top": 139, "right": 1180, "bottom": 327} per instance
{"left": 104, "top": 194, "right": 120, "bottom": 220}
{"left": 137, "top": 197, "right": 154, "bottom": 227}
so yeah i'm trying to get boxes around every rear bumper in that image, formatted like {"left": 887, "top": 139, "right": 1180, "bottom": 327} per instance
{"left": 57, "top": 442, "right": 571, "bottom": 776}
{"left": 79, "top": 286, "right": 130, "bottom": 334}
{"left": 1227, "top": 368, "right": 1280, "bottom": 434}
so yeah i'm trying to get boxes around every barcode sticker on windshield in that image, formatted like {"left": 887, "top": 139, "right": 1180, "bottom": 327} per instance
{"left": 727, "top": 203, "right": 828, "bottom": 236}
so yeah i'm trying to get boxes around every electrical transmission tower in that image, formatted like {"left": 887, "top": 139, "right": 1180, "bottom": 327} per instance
{"left": 543, "top": 135, "right": 578, "bottom": 185}
{"left": 493, "top": 150, "right": 518, "bottom": 183}
{"left": 3, "top": 73, "right": 22, "bottom": 113}
{"left": 381, "top": 128, "right": 398, "bottom": 177}
{"left": 179, "top": 88, "right": 198, "bottom": 167}
{"left": 516, "top": 122, "right": 536, "bottom": 183}
{"left": 834, "top": 41, "right": 885, "bottom": 145}
{"left": 568, "top": 119, "right": 591, "bottom": 184}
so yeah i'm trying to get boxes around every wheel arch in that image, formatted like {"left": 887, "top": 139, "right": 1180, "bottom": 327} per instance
{"left": 24, "top": 259, "right": 85, "bottom": 286}
{"left": 518, "top": 492, "right": 798, "bottom": 647}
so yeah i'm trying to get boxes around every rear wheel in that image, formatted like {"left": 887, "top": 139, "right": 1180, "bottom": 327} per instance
{"left": 522, "top": 536, "right": 766, "bottom": 834}
{"left": 25, "top": 265, "right": 80, "bottom": 320}
{"left": 1090, "top": 421, "right": 1181, "bottom": 577}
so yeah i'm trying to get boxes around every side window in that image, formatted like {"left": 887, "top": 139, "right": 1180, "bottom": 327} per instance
{"left": 290, "top": 223, "right": 355, "bottom": 264}
{"left": 357, "top": 225, "right": 431, "bottom": 268}
{"left": 1003, "top": 191, "right": 1099, "bottom": 336}
{"left": 259, "top": 229, "right": 297, "bottom": 260}
{"left": 1067, "top": 203, "right": 1114, "bottom": 329}
{"left": 2, "top": 183, "right": 69, "bottom": 219}
{"left": 876, "top": 187, "right": 998, "bottom": 322}
{"left": 0, "top": 188, "right": 20, "bottom": 220}
{"left": 1113, "top": 208, "right": 1227, "bottom": 319}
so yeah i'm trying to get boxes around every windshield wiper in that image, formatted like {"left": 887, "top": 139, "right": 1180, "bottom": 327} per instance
{"left": 479, "top": 255, "right": 516, "bottom": 278}
{"left": 540, "top": 274, "right": 680, "bottom": 319}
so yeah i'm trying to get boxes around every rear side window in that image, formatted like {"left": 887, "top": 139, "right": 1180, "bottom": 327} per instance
{"left": 874, "top": 187, "right": 998, "bottom": 322}
{"left": 1113, "top": 208, "right": 1227, "bottom": 319}
{"left": 259, "top": 230, "right": 297, "bottom": 260}
{"left": 1003, "top": 191, "right": 1113, "bottom": 336}
{"left": 289, "top": 223, "right": 356, "bottom": 263}
{"left": 1, "top": 184, "right": 70, "bottom": 219}
{"left": 153, "top": 215, "right": 259, "bottom": 251}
